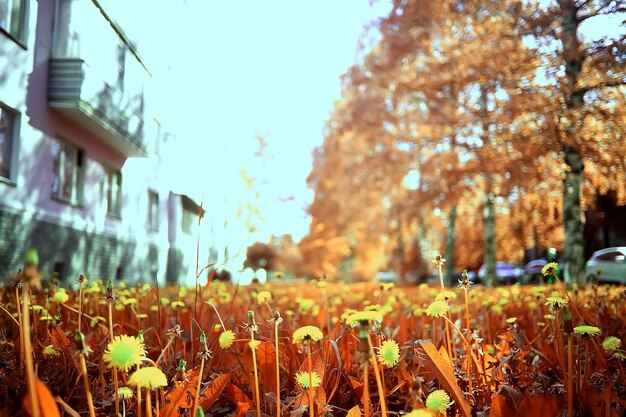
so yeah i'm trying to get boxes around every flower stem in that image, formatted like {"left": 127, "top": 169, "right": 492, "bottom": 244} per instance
{"left": 437, "top": 264, "right": 453, "bottom": 360}
{"left": 108, "top": 302, "right": 120, "bottom": 416}
{"left": 567, "top": 335, "right": 574, "bottom": 417}
{"left": 146, "top": 389, "right": 153, "bottom": 417}
{"left": 78, "top": 278, "right": 84, "bottom": 334}
{"left": 441, "top": 314, "right": 485, "bottom": 388}
{"left": 274, "top": 322, "right": 281, "bottom": 417}
{"left": 22, "top": 284, "right": 40, "bottom": 417}
{"left": 205, "top": 302, "right": 227, "bottom": 331}
{"left": 362, "top": 360, "right": 370, "bottom": 417}
{"left": 463, "top": 287, "right": 473, "bottom": 393}
{"left": 192, "top": 344, "right": 207, "bottom": 416}
{"left": 137, "top": 364, "right": 143, "bottom": 417}
{"left": 15, "top": 285, "right": 24, "bottom": 375}
{"left": 307, "top": 346, "right": 315, "bottom": 417}
{"left": 79, "top": 353, "right": 96, "bottom": 417}
{"left": 366, "top": 334, "right": 388, "bottom": 417}
{"left": 251, "top": 331, "right": 261, "bottom": 417}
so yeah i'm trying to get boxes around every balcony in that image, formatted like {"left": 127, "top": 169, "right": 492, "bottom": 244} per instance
{"left": 48, "top": 0, "right": 149, "bottom": 157}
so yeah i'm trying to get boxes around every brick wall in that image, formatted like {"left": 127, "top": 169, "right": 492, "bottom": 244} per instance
{"left": 0, "top": 209, "right": 164, "bottom": 283}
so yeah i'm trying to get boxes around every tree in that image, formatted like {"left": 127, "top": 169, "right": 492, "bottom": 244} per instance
{"left": 528, "top": 0, "right": 626, "bottom": 284}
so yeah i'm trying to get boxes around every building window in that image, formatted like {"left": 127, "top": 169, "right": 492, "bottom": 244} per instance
{"left": 0, "top": 103, "right": 18, "bottom": 181}
{"left": 147, "top": 190, "right": 159, "bottom": 230}
{"left": 0, "top": 0, "right": 27, "bottom": 42}
{"left": 51, "top": 139, "right": 84, "bottom": 204}
{"left": 102, "top": 167, "right": 122, "bottom": 217}
{"left": 181, "top": 195, "right": 203, "bottom": 235}
{"left": 181, "top": 207, "right": 195, "bottom": 235}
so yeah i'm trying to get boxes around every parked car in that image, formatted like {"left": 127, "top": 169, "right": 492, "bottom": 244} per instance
{"left": 376, "top": 270, "right": 399, "bottom": 283}
{"left": 519, "top": 259, "right": 548, "bottom": 283}
{"left": 585, "top": 247, "right": 626, "bottom": 284}
{"left": 477, "top": 262, "right": 522, "bottom": 284}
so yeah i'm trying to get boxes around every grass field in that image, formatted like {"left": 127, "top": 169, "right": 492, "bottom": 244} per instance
{"left": 1, "top": 274, "right": 625, "bottom": 417}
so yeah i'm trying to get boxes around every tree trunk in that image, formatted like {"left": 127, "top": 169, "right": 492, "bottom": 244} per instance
{"left": 563, "top": 146, "right": 585, "bottom": 284}
{"left": 484, "top": 192, "right": 497, "bottom": 287}
{"left": 479, "top": 86, "right": 497, "bottom": 287}
{"left": 557, "top": 0, "right": 586, "bottom": 284}
{"left": 444, "top": 204, "right": 457, "bottom": 286}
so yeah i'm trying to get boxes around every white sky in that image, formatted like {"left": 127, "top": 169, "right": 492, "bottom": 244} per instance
{"left": 110, "top": 0, "right": 391, "bottom": 244}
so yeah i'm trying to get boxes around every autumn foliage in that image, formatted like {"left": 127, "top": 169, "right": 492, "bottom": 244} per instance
{"left": 298, "top": 0, "right": 626, "bottom": 283}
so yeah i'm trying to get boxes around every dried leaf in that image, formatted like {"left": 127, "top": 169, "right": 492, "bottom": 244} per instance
{"left": 416, "top": 340, "right": 471, "bottom": 417}
{"left": 199, "top": 373, "right": 231, "bottom": 410}
{"left": 514, "top": 395, "right": 561, "bottom": 417}
{"left": 347, "top": 405, "right": 362, "bottom": 417}
{"left": 162, "top": 379, "right": 196, "bottom": 417}
{"left": 226, "top": 383, "right": 251, "bottom": 404}
{"left": 257, "top": 342, "right": 275, "bottom": 366}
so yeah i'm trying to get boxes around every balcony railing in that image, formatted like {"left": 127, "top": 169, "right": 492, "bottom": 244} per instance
{"left": 48, "top": 0, "right": 149, "bottom": 157}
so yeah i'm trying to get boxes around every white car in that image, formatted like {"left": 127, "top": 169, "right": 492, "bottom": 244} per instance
{"left": 585, "top": 247, "right": 626, "bottom": 283}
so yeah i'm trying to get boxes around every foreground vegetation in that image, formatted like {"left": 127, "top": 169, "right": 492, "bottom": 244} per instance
{"left": 1, "top": 266, "right": 625, "bottom": 417}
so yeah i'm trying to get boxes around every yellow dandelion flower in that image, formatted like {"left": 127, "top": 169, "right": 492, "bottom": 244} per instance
{"left": 122, "top": 297, "right": 137, "bottom": 306}
{"left": 52, "top": 289, "right": 69, "bottom": 304}
{"left": 103, "top": 335, "right": 146, "bottom": 372}
{"left": 545, "top": 296, "right": 567, "bottom": 309}
{"left": 295, "top": 371, "right": 322, "bottom": 389}
{"left": 491, "top": 305, "right": 503, "bottom": 315}
{"left": 574, "top": 325, "right": 601, "bottom": 336}
{"left": 602, "top": 336, "right": 622, "bottom": 352}
{"left": 345, "top": 310, "right": 384, "bottom": 326}
{"left": 256, "top": 291, "right": 272, "bottom": 304}
{"left": 435, "top": 291, "right": 457, "bottom": 302}
{"left": 426, "top": 301, "right": 449, "bottom": 318}
{"left": 292, "top": 325, "right": 324, "bottom": 345}
{"left": 542, "top": 262, "right": 559, "bottom": 277}
{"left": 128, "top": 366, "right": 167, "bottom": 390}
{"left": 377, "top": 339, "right": 401, "bottom": 367}
{"left": 219, "top": 330, "right": 236, "bottom": 349}
{"left": 298, "top": 298, "right": 315, "bottom": 313}
{"left": 118, "top": 387, "right": 134, "bottom": 399}
{"left": 425, "top": 389, "right": 451, "bottom": 414}
{"left": 341, "top": 309, "right": 357, "bottom": 321}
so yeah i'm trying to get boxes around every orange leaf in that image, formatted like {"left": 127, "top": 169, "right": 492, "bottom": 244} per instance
{"left": 514, "top": 395, "right": 561, "bottom": 417}
{"left": 199, "top": 373, "right": 231, "bottom": 410}
{"left": 416, "top": 340, "right": 471, "bottom": 417}
{"left": 438, "top": 345, "right": 452, "bottom": 366}
{"left": 225, "top": 383, "right": 251, "bottom": 404}
{"left": 234, "top": 401, "right": 250, "bottom": 417}
{"left": 489, "top": 394, "right": 515, "bottom": 417}
{"left": 23, "top": 379, "right": 60, "bottom": 417}
{"left": 50, "top": 327, "right": 71, "bottom": 350}
{"left": 161, "top": 379, "right": 196, "bottom": 417}
{"left": 347, "top": 405, "right": 362, "bottom": 417}
{"left": 257, "top": 342, "right": 275, "bottom": 366}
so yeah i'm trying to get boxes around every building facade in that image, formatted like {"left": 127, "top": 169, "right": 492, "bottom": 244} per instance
{"left": 0, "top": 0, "right": 206, "bottom": 284}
